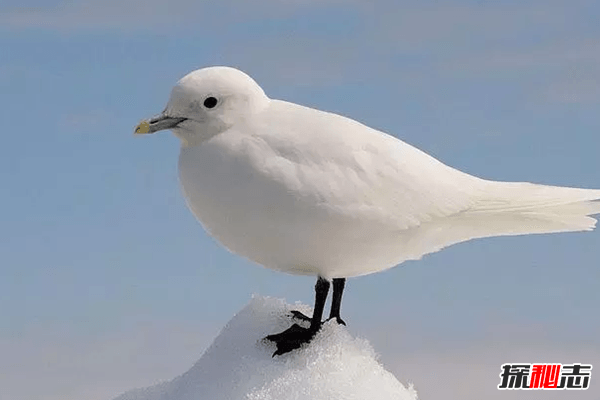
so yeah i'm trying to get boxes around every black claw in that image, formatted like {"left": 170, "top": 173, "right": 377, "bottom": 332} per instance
{"left": 290, "top": 310, "right": 312, "bottom": 322}
{"left": 329, "top": 316, "right": 346, "bottom": 326}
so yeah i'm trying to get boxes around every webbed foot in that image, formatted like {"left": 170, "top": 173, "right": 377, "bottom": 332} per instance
{"left": 264, "top": 323, "right": 320, "bottom": 356}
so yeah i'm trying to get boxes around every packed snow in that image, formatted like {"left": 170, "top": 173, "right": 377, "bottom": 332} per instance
{"left": 113, "top": 296, "right": 418, "bottom": 400}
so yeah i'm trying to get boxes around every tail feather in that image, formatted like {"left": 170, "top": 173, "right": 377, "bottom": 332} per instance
{"left": 467, "top": 181, "right": 600, "bottom": 233}
{"left": 394, "top": 181, "right": 600, "bottom": 264}
{"left": 471, "top": 181, "right": 600, "bottom": 212}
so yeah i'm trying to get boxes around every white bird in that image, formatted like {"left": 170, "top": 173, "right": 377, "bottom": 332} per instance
{"left": 136, "top": 66, "right": 600, "bottom": 355}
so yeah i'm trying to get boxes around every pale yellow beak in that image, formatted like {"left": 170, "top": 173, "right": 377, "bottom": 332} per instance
{"left": 134, "top": 120, "right": 151, "bottom": 134}
{"left": 134, "top": 114, "right": 187, "bottom": 135}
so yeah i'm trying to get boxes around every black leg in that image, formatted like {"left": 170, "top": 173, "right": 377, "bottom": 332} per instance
{"left": 328, "top": 278, "right": 346, "bottom": 325}
{"left": 311, "top": 277, "right": 330, "bottom": 331}
{"left": 265, "top": 277, "right": 330, "bottom": 356}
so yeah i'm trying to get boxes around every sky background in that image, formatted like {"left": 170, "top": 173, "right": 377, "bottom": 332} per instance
{"left": 1, "top": 0, "right": 600, "bottom": 399}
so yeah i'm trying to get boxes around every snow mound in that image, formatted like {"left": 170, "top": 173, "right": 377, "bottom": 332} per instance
{"left": 113, "top": 296, "right": 418, "bottom": 400}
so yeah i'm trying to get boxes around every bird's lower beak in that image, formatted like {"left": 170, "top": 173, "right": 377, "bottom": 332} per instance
{"left": 134, "top": 114, "right": 187, "bottom": 135}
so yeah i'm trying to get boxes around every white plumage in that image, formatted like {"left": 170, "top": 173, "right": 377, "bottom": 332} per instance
{"left": 141, "top": 66, "right": 600, "bottom": 279}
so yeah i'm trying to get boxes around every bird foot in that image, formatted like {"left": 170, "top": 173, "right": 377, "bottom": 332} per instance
{"left": 266, "top": 311, "right": 346, "bottom": 356}
{"left": 289, "top": 310, "right": 312, "bottom": 322}
{"left": 264, "top": 323, "right": 319, "bottom": 356}
{"left": 290, "top": 310, "right": 346, "bottom": 326}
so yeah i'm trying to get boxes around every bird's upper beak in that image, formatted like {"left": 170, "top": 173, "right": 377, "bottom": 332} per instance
{"left": 134, "top": 113, "right": 187, "bottom": 135}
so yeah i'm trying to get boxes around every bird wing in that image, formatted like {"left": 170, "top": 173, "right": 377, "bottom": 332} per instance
{"left": 250, "top": 100, "right": 481, "bottom": 231}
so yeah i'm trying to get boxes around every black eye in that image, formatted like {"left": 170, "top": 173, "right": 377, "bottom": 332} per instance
{"left": 203, "top": 97, "right": 218, "bottom": 109}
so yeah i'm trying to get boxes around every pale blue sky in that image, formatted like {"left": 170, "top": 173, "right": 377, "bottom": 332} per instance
{"left": 1, "top": 1, "right": 599, "bottom": 399}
